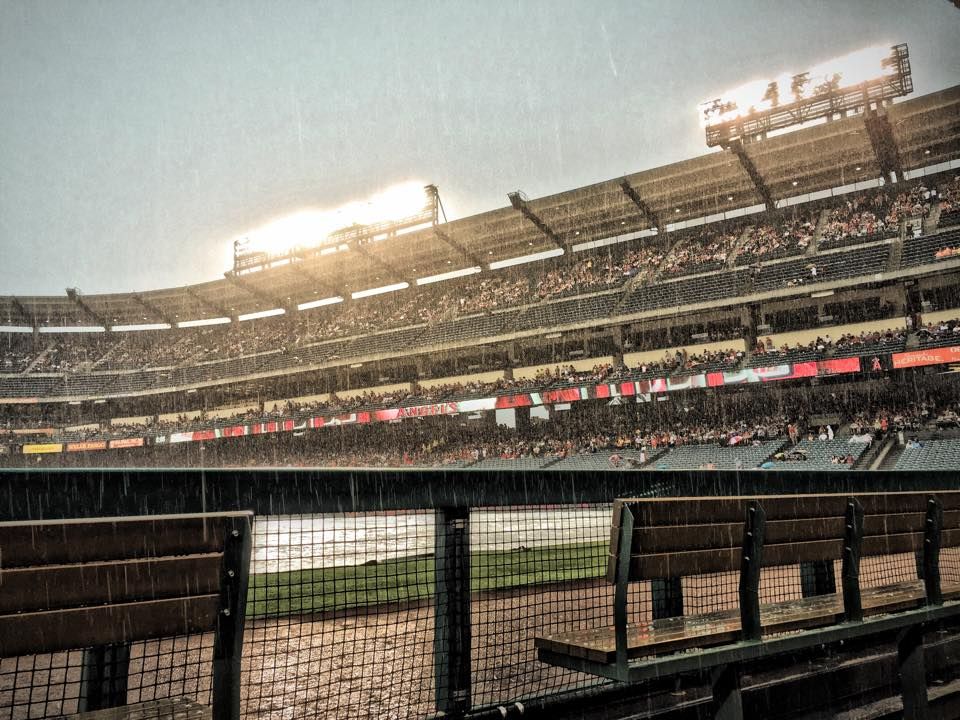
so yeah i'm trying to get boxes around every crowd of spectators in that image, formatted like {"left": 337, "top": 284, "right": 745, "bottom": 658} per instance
{"left": 661, "top": 228, "right": 741, "bottom": 276}
{"left": 819, "top": 191, "right": 895, "bottom": 245}
{"left": 938, "top": 176, "right": 960, "bottom": 219}
{"left": 849, "top": 402, "right": 931, "bottom": 437}
{"left": 886, "top": 182, "right": 937, "bottom": 225}
{"left": 0, "top": 335, "right": 36, "bottom": 374}
{"left": 738, "top": 213, "right": 815, "bottom": 260}
{"left": 916, "top": 317, "right": 960, "bottom": 346}
{"left": 3, "top": 182, "right": 958, "bottom": 377}
{"left": 7, "top": 369, "right": 960, "bottom": 469}
{"left": 753, "top": 326, "right": 905, "bottom": 360}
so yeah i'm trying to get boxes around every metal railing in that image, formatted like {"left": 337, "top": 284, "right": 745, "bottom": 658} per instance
{"left": 1, "top": 468, "right": 957, "bottom": 719}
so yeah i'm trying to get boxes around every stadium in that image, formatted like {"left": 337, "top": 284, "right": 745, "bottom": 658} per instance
{"left": 3, "top": 12, "right": 960, "bottom": 720}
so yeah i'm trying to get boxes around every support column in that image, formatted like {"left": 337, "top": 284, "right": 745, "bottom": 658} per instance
{"left": 434, "top": 508, "right": 471, "bottom": 716}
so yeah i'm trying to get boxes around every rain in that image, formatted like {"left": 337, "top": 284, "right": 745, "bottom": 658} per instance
{"left": 2, "top": 2, "right": 960, "bottom": 719}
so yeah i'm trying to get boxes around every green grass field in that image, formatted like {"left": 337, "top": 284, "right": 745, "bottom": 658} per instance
{"left": 248, "top": 541, "right": 607, "bottom": 617}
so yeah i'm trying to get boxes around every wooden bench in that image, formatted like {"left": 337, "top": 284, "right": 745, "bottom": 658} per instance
{"left": 535, "top": 492, "right": 960, "bottom": 719}
{"left": 0, "top": 511, "right": 253, "bottom": 720}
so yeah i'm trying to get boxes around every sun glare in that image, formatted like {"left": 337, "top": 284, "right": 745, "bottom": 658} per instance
{"left": 236, "top": 180, "right": 429, "bottom": 257}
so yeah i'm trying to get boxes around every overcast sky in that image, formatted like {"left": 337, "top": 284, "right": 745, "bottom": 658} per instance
{"left": 1, "top": 0, "right": 958, "bottom": 296}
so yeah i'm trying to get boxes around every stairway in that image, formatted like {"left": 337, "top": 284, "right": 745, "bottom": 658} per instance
{"left": 727, "top": 225, "right": 755, "bottom": 268}
{"left": 886, "top": 222, "right": 906, "bottom": 272}
{"left": 22, "top": 342, "right": 55, "bottom": 374}
{"left": 92, "top": 337, "right": 127, "bottom": 370}
{"left": 924, "top": 202, "right": 942, "bottom": 236}
{"left": 809, "top": 208, "right": 830, "bottom": 255}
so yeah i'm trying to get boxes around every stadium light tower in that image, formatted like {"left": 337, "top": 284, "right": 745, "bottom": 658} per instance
{"left": 699, "top": 44, "right": 912, "bottom": 148}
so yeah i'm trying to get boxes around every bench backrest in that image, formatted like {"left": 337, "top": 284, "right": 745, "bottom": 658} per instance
{"left": 0, "top": 511, "right": 253, "bottom": 717}
{"left": 608, "top": 492, "right": 960, "bottom": 583}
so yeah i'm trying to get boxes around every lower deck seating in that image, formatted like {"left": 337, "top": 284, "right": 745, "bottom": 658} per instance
{"left": 769, "top": 438, "right": 869, "bottom": 470}
{"left": 469, "top": 456, "right": 559, "bottom": 470}
{"left": 895, "top": 439, "right": 960, "bottom": 470}
{"left": 650, "top": 439, "right": 784, "bottom": 469}
{"left": 546, "top": 449, "right": 663, "bottom": 470}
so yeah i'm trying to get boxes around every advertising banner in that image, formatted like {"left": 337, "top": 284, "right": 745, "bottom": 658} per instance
{"left": 495, "top": 394, "right": 533, "bottom": 409}
{"left": 22, "top": 443, "right": 64, "bottom": 454}
{"left": 818, "top": 357, "right": 861, "bottom": 375}
{"left": 109, "top": 437, "right": 144, "bottom": 449}
{"left": 66, "top": 441, "right": 107, "bottom": 452}
{"left": 33, "top": 354, "right": 868, "bottom": 456}
{"left": 892, "top": 345, "right": 960, "bottom": 369}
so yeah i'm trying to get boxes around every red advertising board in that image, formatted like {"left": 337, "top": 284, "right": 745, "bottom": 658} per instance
{"left": 819, "top": 357, "right": 862, "bottom": 375}
{"left": 108, "top": 437, "right": 144, "bottom": 449}
{"left": 66, "top": 441, "right": 107, "bottom": 452}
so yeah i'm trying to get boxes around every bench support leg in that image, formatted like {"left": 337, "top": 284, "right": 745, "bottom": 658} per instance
{"left": 711, "top": 664, "right": 743, "bottom": 720}
{"left": 898, "top": 624, "right": 929, "bottom": 720}
{"left": 78, "top": 643, "right": 130, "bottom": 712}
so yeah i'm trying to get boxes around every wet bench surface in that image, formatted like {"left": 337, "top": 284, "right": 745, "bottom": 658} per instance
{"left": 0, "top": 512, "right": 253, "bottom": 720}
{"left": 535, "top": 491, "right": 960, "bottom": 717}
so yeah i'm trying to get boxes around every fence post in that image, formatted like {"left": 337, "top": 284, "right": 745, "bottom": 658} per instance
{"left": 434, "top": 507, "right": 471, "bottom": 716}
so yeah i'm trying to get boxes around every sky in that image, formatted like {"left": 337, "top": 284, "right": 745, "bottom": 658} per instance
{"left": 0, "top": 0, "right": 958, "bottom": 296}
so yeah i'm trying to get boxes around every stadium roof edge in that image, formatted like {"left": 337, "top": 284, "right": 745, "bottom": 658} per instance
{"left": 1, "top": 84, "right": 958, "bottom": 328}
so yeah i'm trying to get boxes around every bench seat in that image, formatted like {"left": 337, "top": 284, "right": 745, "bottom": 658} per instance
{"left": 69, "top": 697, "right": 210, "bottom": 719}
{"left": 536, "top": 579, "right": 960, "bottom": 664}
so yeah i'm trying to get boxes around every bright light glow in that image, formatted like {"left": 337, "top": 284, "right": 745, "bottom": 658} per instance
{"left": 177, "top": 317, "right": 232, "bottom": 328}
{"left": 112, "top": 323, "right": 172, "bottom": 332}
{"left": 699, "top": 45, "right": 895, "bottom": 127}
{"left": 297, "top": 296, "right": 344, "bottom": 311}
{"left": 238, "top": 308, "right": 286, "bottom": 322}
{"left": 234, "top": 181, "right": 429, "bottom": 258}
{"left": 351, "top": 282, "right": 409, "bottom": 300}
{"left": 416, "top": 267, "right": 482, "bottom": 285}
{"left": 39, "top": 326, "right": 106, "bottom": 334}
{"left": 489, "top": 248, "right": 565, "bottom": 270}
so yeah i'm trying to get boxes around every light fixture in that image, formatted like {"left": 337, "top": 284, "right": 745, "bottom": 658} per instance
{"left": 792, "top": 180, "right": 798, "bottom": 187}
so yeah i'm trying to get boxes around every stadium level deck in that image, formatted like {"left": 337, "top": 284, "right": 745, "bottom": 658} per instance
{"left": 3, "top": 242, "right": 959, "bottom": 404}
{"left": 2, "top": 83, "right": 958, "bottom": 329}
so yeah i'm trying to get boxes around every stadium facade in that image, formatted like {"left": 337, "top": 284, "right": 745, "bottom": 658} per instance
{"left": 1, "top": 84, "right": 959, "bottom": 469}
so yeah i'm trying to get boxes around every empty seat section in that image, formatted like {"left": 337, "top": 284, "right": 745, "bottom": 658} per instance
{"left": 651, "top": 439, "right": 785, "bottom": 469}
{"left": 514, "top": 294, "right": 619, "bottom": 331}
{"left": 902, "top": 227, "right": 960, "bottom": 268}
